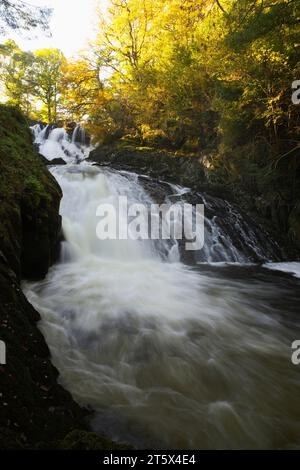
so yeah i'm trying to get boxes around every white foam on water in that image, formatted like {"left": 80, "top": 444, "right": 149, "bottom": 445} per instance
{"left": 31, "top": 124, "right": 91, "bottom": 162}
{"left": 264, "top": 262, "right": 300, "bottom": 279}
{"left": 22, "top": 127, "right": 300, "bottom": 449}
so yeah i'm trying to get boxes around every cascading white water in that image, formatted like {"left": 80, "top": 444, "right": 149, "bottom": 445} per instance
{"left": 31, "top": 123, "right": 91, "bottom": 163}
{"left": 23, "top": 126, "right": 300, "bottom": 449}
{"left": 72, "top": 124, "right": 88, "bottom": 146}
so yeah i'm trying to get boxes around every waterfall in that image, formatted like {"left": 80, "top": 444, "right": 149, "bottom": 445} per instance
{"left": 31, "top": 125, "right": 281, "bottom": 264}
{"left": 72, "top": 124, "right": 87, "bottom": 146}
{"left": 31, "top": 123, "right": 91, "bottom": 163}
{"left": 23, "top": 125, "right": 300, "bottom": 450}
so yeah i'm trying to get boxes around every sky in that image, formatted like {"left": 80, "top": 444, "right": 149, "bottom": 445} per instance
{"left": 1, "top": 0, "right": 108, "bottom": 58}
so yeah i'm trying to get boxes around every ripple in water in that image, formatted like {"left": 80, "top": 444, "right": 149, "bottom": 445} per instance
{"left": 23, "top": 130, "right": 300, "bottom": 449}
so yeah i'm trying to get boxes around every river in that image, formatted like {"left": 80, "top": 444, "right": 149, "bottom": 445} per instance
{"left": 23, "top": 125, "right": 300, "bottom": 449}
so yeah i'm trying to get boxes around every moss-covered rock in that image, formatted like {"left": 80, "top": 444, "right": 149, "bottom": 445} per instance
{"left": 0, "top": 105, "right": 62, "bottom": 280}
{"left": 0, "top": 253, "right": 88, "bottom": 449}
{"left": 0, "top": 106, "right": 125, "bottom": 450}
{"left": 89, "top": 140, "right": 206, "bottom": 189}
{"left": 89, "top": 140, "right": 300, "bottom": 259}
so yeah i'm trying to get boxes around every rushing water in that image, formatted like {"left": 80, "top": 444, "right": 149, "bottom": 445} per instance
{"left": 31, "top": 124, "right": 90, "bottom": 162}
{"left": 23, "top": 126, "right": 300, "bottom": 449}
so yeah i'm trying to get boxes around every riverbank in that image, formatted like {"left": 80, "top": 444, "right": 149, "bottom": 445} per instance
{"left": 0, "top": 106, "right": 129, "bottom": 449}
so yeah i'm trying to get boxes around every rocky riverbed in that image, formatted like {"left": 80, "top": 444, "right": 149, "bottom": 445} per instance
{"left": 89, "top": 141, "right": 300, "bottom": 260}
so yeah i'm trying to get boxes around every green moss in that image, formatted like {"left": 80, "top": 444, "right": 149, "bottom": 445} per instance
{"left": 135, "top": 146, "right": 154, "bottom": 152}
{"left": 0, "top": 106, "right": 131, "bottom": 450}
{"left": 0, "top": 104, "right": 62, "bottom": 278}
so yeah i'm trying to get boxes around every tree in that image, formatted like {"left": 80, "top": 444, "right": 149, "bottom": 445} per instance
{"left": 96, "top": 0, "right": 155, "bottom": 80}
{"left": 30, "top": 49, "right": 64, "bottom": 122}
{"left": 0, "top": 39, "right": 34, "bottom": 113}
{"left": 0, "top": 43, "right": 64, "bottom": 122}
{"left": 60, "top": 58, "right": 103, "bottom": 122}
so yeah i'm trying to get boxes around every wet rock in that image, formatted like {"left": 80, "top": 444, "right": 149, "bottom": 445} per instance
{"left": 89, "top": 141, "right": 206, "bottom": 189}
{"left": 60, "top": 430, "right": 133, "bottom": 450}
{"left": 38, "top": 154, "right": 67, "bottom": 166}
{"left": 38, "top": 153, "right": 51, "bottom": 165}
{"left": 0, "top": 105, "right": 125, "bottom": 449}
{"left": 47, "top": 157, "right": 66, "bottom": 166}
{"left": 44, "top": 124, "right": 55, "bottom": 140}
{"left": 0, "top": 106, "right": 63, "bottom": 280}
{"left": 0, "top": 256, "right": 87, "bottom": 449}
{"left": 89, "top": 140, "right": 299, "bottom": 260}
{"left": 289, "top": 205, "right": 300, "bottom": 250}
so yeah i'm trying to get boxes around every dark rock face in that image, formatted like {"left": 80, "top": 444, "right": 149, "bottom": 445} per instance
{"left": 44, "top": 124, "right": 55, "bottom": 140}
{"left": 0, "top": 254, "right": 125, "bottom": 449}
{"left": 0, "top": 254, "right": 86, "bottom": 449}
{"left": 39, "top": 155, "right": 67, "bottom": 166}
{"left": 49, "top": 157, "right": 67, "bottom": 166}
{"left": 0, "top": 107, "right": 64, "bottom": 281}
{"left": 20, "top": 172, "right": 63, "bottom": 280}
{"left": 59, "top": 430, "right": 132, "bottom": 450}
{"left": 134, "top": 176, "right": 284, "bottom": 264}
{"left": 0, "top": 107, "right": 80, "bottom": 448}
{"left": 89, "top": 141, "right": 299, "bottom": 260}
{"left": 89, "top": 142, "right": 206, "bottom": 189}
{"left": 0, "top": 106, "right": 126, "bottom": 450}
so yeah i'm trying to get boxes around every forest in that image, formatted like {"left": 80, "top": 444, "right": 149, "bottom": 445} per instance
{"left": 1, "top": 0, "right": 299, "bottom": 248}
{"left": 1, "top": 0, "right": 300, "bottom": 453}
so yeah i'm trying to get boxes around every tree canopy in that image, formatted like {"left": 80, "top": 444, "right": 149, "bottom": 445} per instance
{"left": 0, "top": 41, "right": 64, "bottom": 121}
{"left": 0, "top": 0, "right": 299, "bottom": 205}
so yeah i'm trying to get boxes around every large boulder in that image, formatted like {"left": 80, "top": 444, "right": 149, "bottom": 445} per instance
{"left": 0, "top": 253, "right": 86, "bottom": 449}
{"left": 0, "top": 106, "right": 62, "bottom": 280}
{"left": 89, "top": 140, "right": 206, "bottom": 188}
